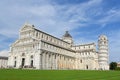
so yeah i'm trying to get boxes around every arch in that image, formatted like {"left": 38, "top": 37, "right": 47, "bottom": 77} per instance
{"left": 86, "top": 65, "right": 88, "bottom": 70}
{"left": 14, "top": 61, "right": 16, "bottom": 67}
{"left": 21, "top": 58, "right": 25, "bottom": 68}
{"left": 80, "top": 60, "right": 82, "bottom": 63}
{"left": 30, "top": 60, "right": 33, "bottom": 67}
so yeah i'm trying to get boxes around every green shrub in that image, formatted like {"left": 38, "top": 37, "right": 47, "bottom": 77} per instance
{"left": 116, "top": 67, "right": 120, "bottom": 70}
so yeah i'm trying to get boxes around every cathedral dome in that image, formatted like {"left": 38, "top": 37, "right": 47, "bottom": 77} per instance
{"left": 62, "top": 31, "right": 73, "bottom": 44}
{"left": 63, "top": 31, "right": 72, "bottom": 38}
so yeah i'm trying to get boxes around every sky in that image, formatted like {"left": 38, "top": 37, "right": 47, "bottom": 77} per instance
{"left": 0, "top": 0, "right": 120, "bottom": 62}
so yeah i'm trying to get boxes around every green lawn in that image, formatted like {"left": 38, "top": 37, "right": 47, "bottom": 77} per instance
{"left": 0, "top": 69, "right": 120, "bottom": 80}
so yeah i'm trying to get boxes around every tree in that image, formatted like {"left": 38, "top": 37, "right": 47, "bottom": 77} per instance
{"left": 110, "top": 62, "right": 117, "bottom": 70}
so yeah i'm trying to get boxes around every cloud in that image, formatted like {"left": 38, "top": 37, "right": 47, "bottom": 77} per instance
{"left": 97, "top": 8, "right": 120, "bottom": 27}
{"left": 0, "top": 0, "right": 104, "bottom": 38}
{"left": 0, "top": 50, "right": 9, "bottom": 57}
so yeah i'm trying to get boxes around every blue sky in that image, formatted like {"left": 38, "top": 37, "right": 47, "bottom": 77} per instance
{"left": 0, "top": 0, "right": 120, "bottom": 62}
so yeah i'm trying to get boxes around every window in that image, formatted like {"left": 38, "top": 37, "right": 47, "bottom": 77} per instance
{"left": 31, "top": 55, "right": 33, "bottom": 58}
{"left": 14, "top": 57, "right": 16, "bottom": 59}
{"left": 33, "top": 45, "right": 34, "bottom": 48}
{"left": 49, "top": 55, "right": 51, "bottom": 58}
{"left": 60, "top": 55, "right": 61, "bottom": 59}
{"left": 30, "top": 60, "right": 33, "bottom": 67}
{"left": 46, "top": 36, "right": 48, "bottom": 40}
{"left": 22, "top": 53, "right": 25, "bottom": 56}
{"left": 36, "top": 32, "right": 38, "bottom": 37}
{"left": 42, "top": 34, "right": 43, "bottom": 38}
{"left": 86, "top": 65, "right": 88, "bottom": 69}
{"left": 14, "top": 61, "right": 16, "bottom": 67}
{"left": 50, "top": 38, "right": 52, "bottom": 41}
{"left": 21, "top": 58, "right": 25, "bottom": 68}
{"left": 84, "top": 46, "right": 85, "bottom": 48}
{"left": 88, "top": 52, "right": 90, "bottom": 55}
{"left": 89, "top": 45, "right": 90, "bottom": 48}
{"left": 104, "top": 38, "right": 106, "bottom": 40}
{"left": 104, "top": 41, "right": 107, "bottom": 44}
{"left": 55, "top": 55, "right": 56, "bottom": 59}
{"left": 80, "top": 60, "right": 82, "bottom": 63}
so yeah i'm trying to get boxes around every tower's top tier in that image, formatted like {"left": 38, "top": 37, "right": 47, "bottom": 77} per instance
{"left": 98, "top": 35, "right": 108, "bottom": 41}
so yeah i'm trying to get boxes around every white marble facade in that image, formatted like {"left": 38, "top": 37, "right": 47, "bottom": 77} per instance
{"left": 8, "top": 23, "right": 109, "bottom": 70}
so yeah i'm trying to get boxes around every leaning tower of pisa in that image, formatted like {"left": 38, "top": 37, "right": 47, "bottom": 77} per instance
{"left": 98, "top": 35, "right": 109, "bottom": 70}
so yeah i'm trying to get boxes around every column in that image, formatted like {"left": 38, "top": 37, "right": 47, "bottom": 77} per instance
{"left": 40, "top": 51, "right": 43, "bottom": 69}
{"left": 53, "top": 53, "right": 55, "bottom": 69}
{"left": 46, "top": 52, "right": 48, "bottom": 69}
{"left": 57, "top": 54, "right": 60, "bottom": 69}
{"left": 62, "top": 55, "right": 64, "bottom": 69}
{"left": 42, "top": 52, "right": 45, "bottom": 69}
{"left": 44, "top": 52, "right": 46, "bottom": 69}
{"left": 54, "top": 54, "right": 57, "bottom": 69}
{"left": 48, "top": 53, "right": 51, "bottom": 69}
{"left": 51, "top": 53, "right": 53, "bottom": 70}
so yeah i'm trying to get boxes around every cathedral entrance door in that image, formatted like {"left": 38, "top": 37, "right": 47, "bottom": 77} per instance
{"left": 30, "top": 60, "right": 33, "bottom": 67}
{"left": 21, "top": 58, "right": 25, "bottom": 68}
{"left": 86, "top": 65, "right": 88, "bottom": 70}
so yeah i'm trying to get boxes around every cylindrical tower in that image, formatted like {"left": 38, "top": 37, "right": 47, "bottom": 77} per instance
{"left": 98, "top": 35, "right": 109, "bottom": 70}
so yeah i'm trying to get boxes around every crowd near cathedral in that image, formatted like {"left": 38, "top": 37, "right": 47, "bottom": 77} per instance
{"left": 7, "top": 23, "right": 109, "bottom": 70}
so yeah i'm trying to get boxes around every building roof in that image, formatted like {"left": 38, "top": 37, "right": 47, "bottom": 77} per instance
{"left": 0, "top": 56, "right": 8, "bottom": 60}
{"left": 20, "top": 23, "right": 71, "bottom": 44}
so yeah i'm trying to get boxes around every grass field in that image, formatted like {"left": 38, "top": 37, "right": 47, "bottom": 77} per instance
{"left": 0, "top": 69, "right": 120, "bottom": 80}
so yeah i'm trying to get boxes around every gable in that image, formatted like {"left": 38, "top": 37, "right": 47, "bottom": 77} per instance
{"left": 20, "top": 23, "right": 34, "bottom": 32}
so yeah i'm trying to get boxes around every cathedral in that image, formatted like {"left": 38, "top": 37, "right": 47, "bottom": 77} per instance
{"left": 8, "top": 23, "right": 109, "bottom": 70}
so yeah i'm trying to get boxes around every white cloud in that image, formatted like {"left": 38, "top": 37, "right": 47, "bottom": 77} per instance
{"left": 0, "top": 0, "right": 104, "bottom": 39}
{"left": 29, "top": 5, "right": 56, "bottom": 17}
{"left": 0, "top": 50, "right": 9, "bottom": 57}
{"left": 98, "top": 9, "right": 120, "bottom": 26}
